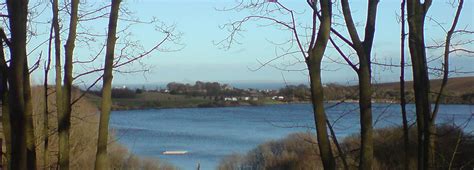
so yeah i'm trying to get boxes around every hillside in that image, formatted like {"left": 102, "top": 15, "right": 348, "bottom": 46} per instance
{"left": 373, "top": 76, "right": 474, "bottom": 93}
{"left": 84, "top": 77, "right": 473, "bottom": 110}
{"left": 371, "top": 76, "right": 474, "bottom": 104}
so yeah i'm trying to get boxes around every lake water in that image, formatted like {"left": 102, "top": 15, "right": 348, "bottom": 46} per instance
{"left": 110, "top": 103, "right": 473, "bottom": 170}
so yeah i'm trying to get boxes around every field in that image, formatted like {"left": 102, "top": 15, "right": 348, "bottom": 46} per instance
{"left": 85, "top": 76, "right": 474, "bottom": 110}
{"left": 374, "top": 76, "right": 474, "bottom": 93}
{"left": 86, "top": 92, "right": 212, "bottom": 110}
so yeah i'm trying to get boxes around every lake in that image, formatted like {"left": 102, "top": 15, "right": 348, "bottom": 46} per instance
{"left": 110, "top": 103, "right": 473, "bottom": 170}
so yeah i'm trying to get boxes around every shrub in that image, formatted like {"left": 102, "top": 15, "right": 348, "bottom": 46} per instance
{"left": 219, "top": 125, "right": 474, "bottom": 170}
{"left": 218, "top": 132, "right": 324, "bottom": 170}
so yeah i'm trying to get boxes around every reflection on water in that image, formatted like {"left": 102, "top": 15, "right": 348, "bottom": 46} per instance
{"left": 110, "top": 103, "right": 473, "bottom": 170}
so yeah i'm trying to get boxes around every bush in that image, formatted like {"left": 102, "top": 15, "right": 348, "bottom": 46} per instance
{"left": 108, "top": 142, "right": 175, "bottom": 170}
{"left": 112, "top": 88, "right": 137, "bottom": 98}
{"left": 218, "top": 133, "right": 324, "bottom": 170}
{"left": 341, "top": 125, "right": 474, "bottom": 169}
{"left": 219, "top": 125, "right": 474, "bottom": 170}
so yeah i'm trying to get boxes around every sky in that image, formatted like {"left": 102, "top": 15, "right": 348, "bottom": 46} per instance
{"left": 26, "top": 0, "right": 474, "bottom": 87}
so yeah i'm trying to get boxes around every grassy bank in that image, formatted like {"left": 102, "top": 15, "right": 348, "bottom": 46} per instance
{"left": 1, "top": 86, "right": 176, "bottom": 169}
{"left": 86, "top": 91, "right": 285, "bottom": 110}
{"left": 84, "top": 76, "right": 474, "bottom": 111}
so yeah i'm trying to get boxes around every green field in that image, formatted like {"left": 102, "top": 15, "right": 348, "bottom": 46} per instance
{"left": 86, "top": 92, "right": 285, "bottom": 110}
{"left": 87, "top": 92, "right": 214, "bottom": 110}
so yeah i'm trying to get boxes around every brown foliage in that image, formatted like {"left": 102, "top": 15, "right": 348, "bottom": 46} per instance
{"left": 219, "top": 125, "right": 474, "bottom": 170}
{"left": 0, "top": 86, "right": 176, "bottom": 169}
{"left": 218, "top": 132, "right": 324, "bottom": 170}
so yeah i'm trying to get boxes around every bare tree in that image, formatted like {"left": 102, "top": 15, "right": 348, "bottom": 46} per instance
{"left": 3, "top": 0, "right": 37, "bottom": 169}
{"left": 42, "top": 21, "right": 54, "bottom": 169}
{"left": 306, "top": 0, "right": 336, "bottom": 169}
{"left": 58, "top": 0, "right": 79, "bottom": 169}
{"left": 0, "top": 28, "right": 11, "bottom": 168}
{"left": 407, "top": 0, "right": 469, "bottom": 169}
{"left": 94, "top": 0, "right": 121, "bottom": 169}
{"left": 399, "top": 0, "right": 410, "bottom": 169}
{"left": 329, "top": 0, "right": 380, "bottom": 169}
{"left": 51, "top": 0, "right": 64, "bottom": 168}
{"left": 406, "top": 1, "right": 434, "bottom": 167}
{"left": 218, "top": 0, "right": 346, "bottom": 169}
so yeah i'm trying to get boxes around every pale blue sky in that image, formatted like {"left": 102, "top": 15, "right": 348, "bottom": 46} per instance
{"left": 28, "top": 0, "right": 473, "bottom": 86}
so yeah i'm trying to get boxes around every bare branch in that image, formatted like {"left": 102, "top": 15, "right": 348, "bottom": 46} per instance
{"left": 71, "top": 75, "right": 103, "bottom": 106}
{"left": 329, "top": 37, "right": 358, "bottom": 71}
{"left": 431, "top": 0, "right": 465, "bottom": 122}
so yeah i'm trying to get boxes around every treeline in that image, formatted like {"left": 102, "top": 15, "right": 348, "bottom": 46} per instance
{"left": 277, "top": 81, "right": 474, "bottom": 104}
{"left": 167, "top": 81, "right": 243, "bottom": 96}
{"left": 88, "top": 80, "right": 474, "bottom": 104}
{"left": 89, "top": 88, "right": 139, "bottom": 99}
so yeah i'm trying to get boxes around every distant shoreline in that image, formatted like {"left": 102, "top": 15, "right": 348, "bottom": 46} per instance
{"left": 86, "top": 76, "right": 473, "bottom": 111}
{"left": 107, "top": 99, "right": 471, "bottom": 112}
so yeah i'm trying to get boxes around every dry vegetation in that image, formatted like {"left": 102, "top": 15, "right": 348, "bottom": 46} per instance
{"left": 372, "top": 76, "right": 474, "bottom": 104}
{"left": 322, "top": 77, "right": 474, "bottom": 104}
{"left": 374, "top": 77, "right": 474, "bottom": 92}
{"left": 219, "top": 125, "right": 474, "bottom": 170}
{"left": 218, "top": 133, "right": 324, "bottom": 170}
{"left": 1, "top": 86, "right": 175, "bottom": 169}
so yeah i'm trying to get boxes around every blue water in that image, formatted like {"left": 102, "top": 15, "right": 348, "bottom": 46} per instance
{"left": 110, "top": 103, "right": 474, "bottom": 170}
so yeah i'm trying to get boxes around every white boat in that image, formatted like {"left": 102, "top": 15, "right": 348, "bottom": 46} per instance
{"left": 162, "top": 150, "right": 188, "bottom": 155}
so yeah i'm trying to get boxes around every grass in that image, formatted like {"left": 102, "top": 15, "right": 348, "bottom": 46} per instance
{"left": 87, "top": 92, "right": 212, "bottom": 110}
{"left": 1, "top": 86, "right": 177, "bottom": 169}
{"left": 86, "top": 91, "right": 288, "bottom": 110}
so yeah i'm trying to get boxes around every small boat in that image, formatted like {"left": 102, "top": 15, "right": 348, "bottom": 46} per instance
{"left": 162, "top": 150, "right": 188, "bottom": 155}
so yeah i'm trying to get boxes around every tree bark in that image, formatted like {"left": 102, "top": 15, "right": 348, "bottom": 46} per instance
{"left": 400, "top": 0, "right": 410, "bottom": 169}
{"left": 59, "top": 0, "right": 79, "bottom": 169}
{"left": 6, "top": 0, "right": 34, "bottom": 170}
{"left": 307, "top": 60, "right": 335, "bottom": 169}
{"left": 406, "top": 0, "right": 433, "bottom": 169}
{"left": 305, "top": 0, "right": 334, "bottom": 169}
{"left": 51, "top": 0, "right": 64, "bottom": 167}
{"left": 0, "top": 32, "right": 12, "bottom": 169}
{"left": 24, "top": 54, "right": 37, "bottom": 170}
{"left": 43, "top": 22, "right": 54, "bottom": 169}
{"left": 5, "top": 0, "right": 30, "bottom": 169}
{"left": 51, "top": 0, "right": 63, "bottom": 167}
{"left": 357, "top": 60, "right": 373, "bottom": 170}
{"left": 340, "top": 0, "right": 379, "bottom": 169}
{"left": 95, "top": 0, "right": 121, "bottom": 169}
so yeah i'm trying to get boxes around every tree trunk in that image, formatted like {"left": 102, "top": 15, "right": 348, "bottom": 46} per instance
{"left": 0, "top": 34, "right": 12, "bottom": 169}
{"left": 307, "top": 60, "right": 335, "bottom": 170}
{"left": 430, "top": 1, "right": 463, "bottom": 169}
{"left": 43, "top": 71, "right": 50, "bottom": 169}
{"left": 305, "top": 0, "right": 334, "bottom": 169}
{"left": 400, "top": 0, "right": 410, "bottom": 169}
{"left": 52, "top": 0, "right": 62, "bottom": 167}
{"left": 406, "top": 0, "right": 433, "bottom": 169}
{"left": 6, "top": 0, "right": 30, "bottom": 169}
{"left": 43, "top": 23, "right": 54, "bottom": 169}
{"left": 339, "top": 0, "right": 378, "bottom": 169}
{"left": 24, "top": 57, "right": 37, "bottom": 170}
{"left": 95, "top": 0, "right": 121, "bottom": 169}
{"left": 358, "top": 59, "right": 373, "bottom": 170}
{"left": 51, "top": 0, "right": 63, "bottom": 167}
{"left": 59, "top": 0, "right": 79, "bottom": 169}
